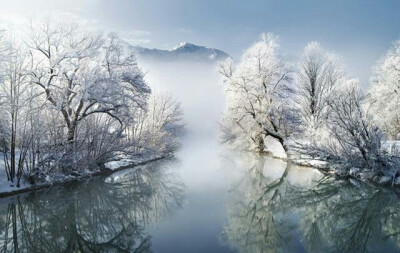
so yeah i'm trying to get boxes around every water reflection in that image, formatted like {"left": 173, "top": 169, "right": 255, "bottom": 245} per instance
{"left": 222, "top": 153, "right": 400, "bottom": 253}
{"left": 0, "top": 159, "right": 184, "bottom": 252}
{"left": 2, "top": 152, "right": 400, "bottom": 252}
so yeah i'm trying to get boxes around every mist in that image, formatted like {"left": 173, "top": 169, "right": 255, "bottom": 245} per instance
{"left": 140, "top": 59, "right": 226, "bottom": 141}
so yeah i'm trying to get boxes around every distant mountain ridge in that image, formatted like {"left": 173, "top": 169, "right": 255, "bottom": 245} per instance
{"left": 129, "top": 42, "right": 230, "bottom": 62}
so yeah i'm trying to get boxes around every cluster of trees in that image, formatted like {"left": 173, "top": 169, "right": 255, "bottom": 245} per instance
{"left": 220, "top": 33, "right": 400, "bottom": 180}
{"left": 0, "top": 21, "right": 184, "bottom": 187}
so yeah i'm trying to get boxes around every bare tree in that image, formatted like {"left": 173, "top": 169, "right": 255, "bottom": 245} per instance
{"left": 135, "top": 92, "right": 184, "bottom": 155}
{"left": 219, "top": 33, "right": 296, "bottom": 154}
{"left": 368, "top": 39, "right": 400, "bottom": 139}
{"left": 0, "top": 32, "right": 33, "bottom": 186}
{"left": 27, "top": 22, "right": 151, "bottom": 169}
{"left": 296, "top": 42, "right": 344, "bottom": 131}
{"left": 0, "top": 20, "right": 184, "bottom": 184}
{"left": 296, "top": 79, "right": 400, "bottom": 175}
{"left": 28, "top": 22, "right": 150, "bottom": 145}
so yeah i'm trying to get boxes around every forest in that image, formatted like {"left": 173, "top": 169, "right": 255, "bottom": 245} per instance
{"left": 219, "top": 33, "right": 400, "bottom": 186}
{"left": 0, "top": 21, "right": 184, "bottom": 189}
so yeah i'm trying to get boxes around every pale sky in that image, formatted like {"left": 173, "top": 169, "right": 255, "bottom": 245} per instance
{"left": 1, "top": 0, "right": 399, "bottom": 85}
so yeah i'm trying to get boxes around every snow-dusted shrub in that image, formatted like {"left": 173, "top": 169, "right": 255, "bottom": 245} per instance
{"left": 297, "top": 79, "right": 400, "bottom": 175}
{"left": 127, "top": 92, "right": 184, "bottom": 157}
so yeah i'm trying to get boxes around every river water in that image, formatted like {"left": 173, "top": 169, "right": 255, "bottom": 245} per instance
{"left": 1, "top": 132, "right": 400, "bottom": 252}
{"left": 1, "top": 61, "right": 400, "bottom": 252}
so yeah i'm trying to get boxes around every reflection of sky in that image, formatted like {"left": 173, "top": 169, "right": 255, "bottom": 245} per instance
{"left": 1, "top": 0, "right": 400, "bottom": 85}
{"left": 146, "top": 99, "right": 238, "bottom": 253}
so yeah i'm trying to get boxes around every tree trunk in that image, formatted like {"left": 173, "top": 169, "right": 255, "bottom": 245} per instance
{"left": 67, "top": 124, "right": 76, "bottom": 143}
{"left": 10, "top": 115, "right": 16, "bottom": 182}
{"left": 62, "top": 122, "right": 77, "bottom": 171}
{"left": 256, "top": 134, "right": 265, "bottom": 153}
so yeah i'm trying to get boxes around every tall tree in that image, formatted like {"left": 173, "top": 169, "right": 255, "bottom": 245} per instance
{"left": 28, "top": 22, "right": 150, "bottom": 145}
{"left": 0, "top": 33, "right": 32, "bottom": 186}
{"left": 219, "top": 34, "right": 295, "bottom": 153}
{"left": 368, "top": 39, "right": 400, "bottom": 139}
{"left": 296, "top": 42, "right": 344, "bottom": 131}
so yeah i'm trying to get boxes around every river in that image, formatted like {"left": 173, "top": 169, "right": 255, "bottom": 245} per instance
{"left": 1, "top": 61, "right": 400, "bottom": 252}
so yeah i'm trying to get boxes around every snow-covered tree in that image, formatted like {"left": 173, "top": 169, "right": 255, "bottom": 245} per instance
{"left": 0, "top": 33, "right": 34, "bottom": 186}
{"left": 368, "top": 39, "right": 400, "bottom": 139}
{"left": 327, "top": 80, "right": 386, "bottom": 170}
{"left": 28, "top": 23, "right": 150, "bottom": 144}
{"left": 296, "top": 42, "right": 344, "bottom": 131}
{"left": 26, "top": 22, "right": 154, "bottom": 170}
{"left": 298, "top": 79, "right": 400, "bottom": 175}
{"left": 0, "top": 20, "right": 184, "bottom": 185}
{"left": 128, "top": 92, "right": 184, "bottom": 156}
{"left": 219, "top": 34, "right": 297, "bottom": 154}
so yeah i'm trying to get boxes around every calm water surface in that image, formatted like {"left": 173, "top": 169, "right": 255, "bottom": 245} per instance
{"left": 1, "top": 132, "right": 400, "bottom": 253}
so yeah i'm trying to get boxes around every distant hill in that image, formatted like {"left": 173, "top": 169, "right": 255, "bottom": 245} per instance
{"left": 129, "top": 42, "right": 230, "bottom": 62}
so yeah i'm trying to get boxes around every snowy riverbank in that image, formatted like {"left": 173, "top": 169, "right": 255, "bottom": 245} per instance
{"left": 264, "top": 139, "right": 400, "bottom": 188}
{"left": 0, "top": 154, "right": 171, "bottom": 198}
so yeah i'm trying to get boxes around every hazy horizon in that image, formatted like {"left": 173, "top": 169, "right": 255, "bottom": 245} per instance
{"left": 1, "top": 0, "right": 400, "bottom": 85}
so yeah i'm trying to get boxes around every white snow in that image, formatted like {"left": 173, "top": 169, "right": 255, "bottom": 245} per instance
{"left": 0, "top": 167, "right": 32, "bottom": 195}
{"left": 263, "top": 136, "right": 287, "bottom": 159}
{"left": 173, "top": 42, "right": 188, "bottom": 50}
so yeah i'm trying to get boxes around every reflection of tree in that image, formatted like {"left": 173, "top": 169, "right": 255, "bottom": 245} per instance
{"left": 222, "top": 153, "right": 400, "bottom": 253}
{"left": 222, "top": 155, "right": 295, "bottom": 253}
{"left": 285, "top": 179, "right": 400, "bottom": 253}
{"left": 0, "top": 159, "right": 184, "bottom": 252}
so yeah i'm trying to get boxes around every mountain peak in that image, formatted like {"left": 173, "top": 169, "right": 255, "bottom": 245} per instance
{"left": 130, "top": 41, "right": 230, "bottom": 62}
{"left": 173, "top": 42, "right": 190, "bottom": 50}
{"left": 172, "top": 42, "right": 202, "bottom": 52}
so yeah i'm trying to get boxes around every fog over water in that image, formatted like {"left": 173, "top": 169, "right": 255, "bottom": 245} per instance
{"left": 140, "top": 60, "right": 239, "bottom": 252}
{"left": 141, "top": 60, "right": 225, "bottom": 138}
{"left": 2, "top": 59, "right": 400, "bottom": 253}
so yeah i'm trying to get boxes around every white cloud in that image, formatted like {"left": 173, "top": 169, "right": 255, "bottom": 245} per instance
{"left": 0, "top": 12, "right": 28, "bottom": 29}
{"left": 0, "top": 8, "right": 152, "bottom": 47}
{"left": 0, "top": 10, "right": 100, "bottom": 33}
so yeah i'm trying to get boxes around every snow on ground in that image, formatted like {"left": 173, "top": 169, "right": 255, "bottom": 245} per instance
{"left": 382, "top": 140, "right": 400, "bottom": 154}
{"left": 263, "top": 136, "right": 287, "bottom": 159}
{"left": 0, "top": 152, "right": 166, "bottom": 197}
{"left": 0, "top": 152, "right": 34, "bottom": 195}
{"left": 0, "top": 165, "right": 32, "bottom": 196}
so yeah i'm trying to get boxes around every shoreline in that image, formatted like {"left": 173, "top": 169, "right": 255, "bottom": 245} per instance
{"left": 0, "top": 154, "right": 172, "bottom": 198}
{"left": 291, "top": 159, "right": 400, "bottom": 187}
{"left": 264, "top": 151, "right": 400, "bottom": 188}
